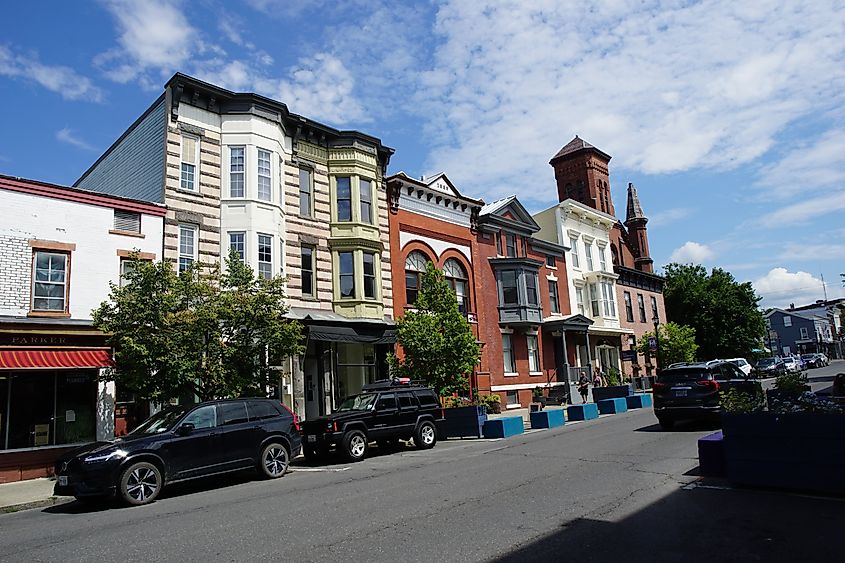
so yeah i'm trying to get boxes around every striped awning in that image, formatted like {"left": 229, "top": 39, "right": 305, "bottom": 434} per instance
{"left": 0, "top": 349, "right": 113, "bottom": 369}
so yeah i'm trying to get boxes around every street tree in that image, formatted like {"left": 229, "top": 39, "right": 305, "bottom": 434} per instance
{"left": 93, "top": 251, "right": 304, "bottom": 402}
{"left": 389, "top": 262, "right": 480, "bottom": 397}
{"left": 637, "top": 321, "right": 699, "bottom": 367}
{"left": 661, "top": 263, "right": 766, "bottom": 360}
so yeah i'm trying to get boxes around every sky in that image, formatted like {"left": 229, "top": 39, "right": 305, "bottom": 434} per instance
{"left": 2, "top": 0, "right": 844, "bottom": 309}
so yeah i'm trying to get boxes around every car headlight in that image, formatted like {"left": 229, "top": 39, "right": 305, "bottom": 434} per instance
{"left": 83, "top": 449, "right": 128, "bottom": 464}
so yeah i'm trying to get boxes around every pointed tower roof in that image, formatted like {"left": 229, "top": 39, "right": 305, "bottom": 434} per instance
{"left": 625, "top": 182, "right": 647, "bottom": 223}
{"left": 550, "top": 135, "right": 611, "bottom": 163}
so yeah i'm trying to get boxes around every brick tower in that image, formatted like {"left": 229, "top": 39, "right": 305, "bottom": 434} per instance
{"left": 549, "top": 135, "right": 615, "bottom": 216}
{"left": 624, "top": 182, "right": 653, "bottom": 273}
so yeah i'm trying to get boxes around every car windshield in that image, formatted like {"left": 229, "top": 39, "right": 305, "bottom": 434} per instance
{"left": 756, "top": 358, "right": 776, "bottom": 367}
{"left": 336, "top": 393, "right": 378, "bottom": 412}
{"left": 128, "top": 406, "right": 191, "bottom": 435}
{"left": 801, "top": 354, "right": 814, "bottom": 360}
{"left": 658, "top": 369, "right": 710, "bottom": 384}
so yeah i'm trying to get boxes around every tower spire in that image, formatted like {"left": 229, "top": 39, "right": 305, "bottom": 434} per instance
{"left": 625, "top": 182, "right": 646, "bottom": 223}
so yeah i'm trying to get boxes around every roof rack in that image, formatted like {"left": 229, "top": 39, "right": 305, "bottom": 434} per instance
{"left": 361, "top": 377, "right": 427, "bottom": 391}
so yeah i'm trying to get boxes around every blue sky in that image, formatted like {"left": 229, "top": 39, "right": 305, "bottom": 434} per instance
{"left": 2, "top": 0, "right": 844, "bottom": 309}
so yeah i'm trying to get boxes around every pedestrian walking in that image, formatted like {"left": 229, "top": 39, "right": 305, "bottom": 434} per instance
{"left": 593, "top": 366, "right": 603, "bottom": 388}
{"left": 578, "top": 373, "right": 590, "bottom": 403}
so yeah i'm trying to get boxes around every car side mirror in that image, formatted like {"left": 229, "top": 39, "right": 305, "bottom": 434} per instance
{"left": 177, "top": 422, "right": 195, "bottom": 436}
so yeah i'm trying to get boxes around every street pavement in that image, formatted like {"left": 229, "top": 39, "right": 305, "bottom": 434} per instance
{"left": 1, "top": 387, "right": 843, "bottom": 563}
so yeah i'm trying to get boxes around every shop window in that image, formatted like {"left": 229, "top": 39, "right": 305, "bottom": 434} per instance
{"left": 336, "top": 176, "right": 352, "bottom": 221}
{"left": 363, "top": 252, "right": 377, "bottom": 299}
{"left": 32, "top": 251, "right": 69, "bottom": 312}
{"left": 404, "top": 250, "right": 429, "bottom": 305}
{"left": 335, "top": 343, "right": 376, "bottom": 404}
{"left": 339, "top": 251, "right": 355, "bottom": 298}
{"left": 443, "top": 258, "right": 469, "bottom": 313}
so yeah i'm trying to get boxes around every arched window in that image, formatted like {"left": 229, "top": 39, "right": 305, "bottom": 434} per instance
{"left": 405, "top": 251, "right": 429, "bottom": 305}
{"left": 443, "top": 258, "right": 469, "bottom": 314}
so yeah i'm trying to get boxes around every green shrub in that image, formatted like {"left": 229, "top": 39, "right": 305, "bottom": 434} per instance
{"left": 720, "top": 388, "right": 764, "bottom": 413}
{"left": 774, "top": 372, "right": 809, "bottom": 394}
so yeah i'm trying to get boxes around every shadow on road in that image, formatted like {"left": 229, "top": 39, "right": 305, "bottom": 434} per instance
{"left": 635, "top": 420, "right": 719, "bottom": 433}
{"left": 491, "top": 483, "right": 843, "bottom": 563}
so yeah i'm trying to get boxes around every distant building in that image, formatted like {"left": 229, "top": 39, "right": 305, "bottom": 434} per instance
{"left": 764, "top": 308, "right": 835, "bottom": 357}
{"left": 782, "top": 298, "right": 844, "bottom": 358}
{"left": 0, "top": 174, "right": 165, "bottom": 482}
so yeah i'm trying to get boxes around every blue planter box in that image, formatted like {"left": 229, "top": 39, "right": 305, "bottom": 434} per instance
{"left": 597, "top": 398, "right": 628, "bottom": 414}
{"left": 530, "top": 409, "right": 565, "bottom": 429}
{"left": 625, "top": 394, "right": 653, "bottom": 409}
{"left": 722, "top": 412, "right": 845, "bottom": 495}
{"left": 698, "top": 431, "right": 725, "bottom": 477}
{"left": 567, "top": 403, "right": 599, "bottom": 421}
{"left": 483, "top": 416, "right": 524, "bottom": 438}
{"left": 592, "top": 384, "right": 634, "bottom": 402}
{"left": 442, "top": 406, "right": 488, "bottom": 438}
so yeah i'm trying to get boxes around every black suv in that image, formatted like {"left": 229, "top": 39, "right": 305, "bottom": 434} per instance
{"left": 300, "top": 379, "right": 443, "bottom": 462}
{"left": 54, "top": 398, "right": 301, "bottom": 506}
{"left": 653, "top": 361, "right": 762, "bottom": 429}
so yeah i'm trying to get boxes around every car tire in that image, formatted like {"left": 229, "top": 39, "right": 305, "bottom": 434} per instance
{"left": 118, "top": 461, "right": 162, "bottom": 506}
{"left": 342, "top": 430, "right": 368, "bottom": 462}
{"left": 414, "top": 421, "right": 437, "bottom": 450}
{"left": 259, "top": 442, "right": 290, "bottom": 479}
{"left": 657, "top": 417, "right": 675, "bottom": 430}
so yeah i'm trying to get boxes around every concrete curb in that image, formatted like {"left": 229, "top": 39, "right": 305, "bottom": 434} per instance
{"left": 1, "top": 495, "right": 74, "bottom": 514}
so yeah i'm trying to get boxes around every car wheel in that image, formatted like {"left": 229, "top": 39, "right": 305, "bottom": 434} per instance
{"left": 118, "top": 461, "right": 162, "bottom": 506}
{"left": 414, "top": 421, "right": 437, "bottom": 450}
{"left": 657, "top": 417, "right": 675, "bottom": 430}
{"left": 259, "top": 442, "right": 290, "bottom": 479}
{"left": 343, "top": 430, "right": 368, "bottom": 462}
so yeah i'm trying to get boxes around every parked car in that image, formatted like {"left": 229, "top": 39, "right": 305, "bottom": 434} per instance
{"left": 781, "top": 356, "right": 802, "bottom": 373}
{"left": 653, "top": 361, "right": 762, "bottom": 429}
{"left": 723, "top": 358, "right": 752, "bottom": 376}
{"left": 54, "top": 398, "right": 301, "bottom": 506}
{"left": 753, "top": 357, "right": 787, "bottom": 377}
{"left": 801, "top": 353, "right": 828, "bottom": 368}
{"left": 300, "top": 378, "right": 444, "bottom": 462}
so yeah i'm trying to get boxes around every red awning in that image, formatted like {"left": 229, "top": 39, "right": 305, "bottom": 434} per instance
{"left": 0, "top": 349, "right": 113, "bottom": 369}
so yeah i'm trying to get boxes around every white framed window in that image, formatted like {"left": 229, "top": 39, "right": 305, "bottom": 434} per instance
{"left": 178, "top": 224, "right": 198, "bottom": 272}
{"left": 363, "top": 252, "right": 377, "bottom": 299}
{"left": 258, "top": 234, "right": 272, "bottom": 279}
{"left": 589, "top": 283, "right": 599, "bottom": 317}
{"left": 336, "top": 177, "right": 352, "bottom": 221}
{"left": 229, "top": 146, "right": 245, "bottom": 198}
{"left": 299, "top": 168, "right": 313, "bottom": 217}
{"left": 585, "top": 242, "right": 594, "bottom": 271}
{"left": 502, "top": 334, "right": 516, "bottom": 373}
{"left": 575, "top": 286, "right": 585, "bottom": 315}
{"left": 257, "top": 149, "right": 272, "bottom": 201}
{"left": 229, "top": 232, "right": 245, "bottom": 262}
{"left": 601, "top": 281, "right": 617, "bottom": 317}
{"left": 180, "top": 135, "right": 199, "bottom": 191}
{"left": 527, "top": 335, "right": 540, "bottom": 373}
{"left": 800, "top": 327, "right": 809, "bottom": 339}
{"left": 114, "top": 210, "right": 141, "bottom": 233}
{"left": 119, "top": 258, "right": 135, "bottom": 287}
{"left": 569, "top": 237, "right": 580, "bottom": 268}
{"left": 598, "top": 245, "right": 607, "bottom": 271}
{"left": 360, "top": 178, "right": 373, "bottom": 224}
{"left": 339, "top": 251, "right": 355, "bottom": 298}
{"left": 32, "top": 251, "right": 68, "bottom": 311}
{"left": 506, "top": 390, "right": 519, "bottom": 405}
{"left": 444, "top": 258, "right": 469, "bottom": 313}
{"left": 783, "top": 316, "right": 792, "bottom": 327}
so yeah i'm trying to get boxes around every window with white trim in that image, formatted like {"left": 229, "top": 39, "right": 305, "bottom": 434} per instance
{"left": 783, "top": 316, "right": 792, "bottom": 327}
{"left": 257, "top": 149, "right": 272, "bottom": 201}
{"left": 800, "top": 327, "right": 809, "bottom": 339}
{"left": 502, "top": 334, "right": 516, "bottom": 373}
{"left": 506, "top": 390, "right": 519, "bottom": 405}
{"left": 32, "top": 252, "right": 68, "bottom": 311}
{"left": 598, "top": 245, "right": 607, "bottom": 271}
{"left": 589, "top": 283, "right": 599, "bottom": 317}
{"left": 178, "top": 224, "right": 198, "bottom": 272}
{"left": 527, "top": 335, "right": 540, "bottom": 372}
{"left": 443, "top": 258, "right": 469, "bottom": 313}
{"left": 601, "top": 281, "right": 617, "bottom": 317}
{"left": 363, "top": 252, "right": 377, "bottom": 299}
{"left": 229, "top": 232, "right": 245, "bottom": 262}
{"left": 575, "top": 286, "right": 585, "bottom": 315}
{"left": 569, "top": 237, "right": 580, "bottom": 268}
{"left": 585, "top": 242, "right": 594, "bottom": 271}
{"left": 258, "top": 234, "right": 272, "bottom": 279}
{"left": 180, "top": 135, "right": 199, "bottom": 191}
{"left": 336, "top": 177, "right": 352, "bottom": 221}
{"left": 339, "top": 251, "right": 355, "bottom": 298}
{"left": 229, "top": 146, "right": 245, "bottom": 198}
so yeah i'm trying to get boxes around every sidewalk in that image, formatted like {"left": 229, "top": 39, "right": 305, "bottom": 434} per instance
{"left": 0, "top": 478, "right": 71, "bottom": 513}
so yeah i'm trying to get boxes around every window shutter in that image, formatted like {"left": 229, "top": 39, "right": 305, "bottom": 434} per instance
{"left": 114, "top": 210, "right": 141, "bottom": 233}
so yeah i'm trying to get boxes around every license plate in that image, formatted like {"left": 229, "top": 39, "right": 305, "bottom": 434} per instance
{"left": 674, "top": 389, "right": 688, "bottom": 397}
{"left": 58, "top": 476, "right": 68, "bottom": 486}
{"left": 307, "top": 435, "right": 316, "bottom": 443}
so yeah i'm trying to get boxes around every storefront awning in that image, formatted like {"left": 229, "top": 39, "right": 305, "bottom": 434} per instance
{"left": 0, "top": 349, "right": 113, "bottom": 369}
{"left": 307, "top": 326, "right": 395, "bottom": 345}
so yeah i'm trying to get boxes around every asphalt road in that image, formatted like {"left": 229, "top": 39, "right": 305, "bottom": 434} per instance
{"left": 1, "top": 375, "right": 843, "bottom": 563}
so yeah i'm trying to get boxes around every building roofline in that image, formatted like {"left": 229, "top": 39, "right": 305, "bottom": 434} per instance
{"left": 386, "top": 172, "right": 485, "bottom": 206}
{"left": 613, "top": 264, "right": 664, "bottom": 282}
{"left": 0, "top": 174, "right": 167, "bottom": 216}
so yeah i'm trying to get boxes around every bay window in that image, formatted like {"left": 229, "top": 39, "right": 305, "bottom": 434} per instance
{"left": 257, "top": 149, "right": 272, "bottom": 201}
{"left": 258, "top": 234, "right": 272, "bottom": 279}
{"left": 229, "top": 146, "right": 245, "bottom": 198}
{"left": 363, "top": 252, "right": 376, "bottom": 299}
{"left": 336, "top": 177, "right": 352, "bottom": 221}
{"left": 339, "top": 251, "right": 355, "bottom": 298}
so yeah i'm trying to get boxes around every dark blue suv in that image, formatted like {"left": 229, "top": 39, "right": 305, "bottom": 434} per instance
{"left": 54, "top": 398, "right": 301, "bottom": 506}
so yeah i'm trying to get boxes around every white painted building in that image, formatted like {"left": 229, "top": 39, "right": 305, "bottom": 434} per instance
{"left": 534, "top": 199, "right": 633, "bottom": 375}
{"left": 0, "top": 174, "right": 165, "bottom": 481}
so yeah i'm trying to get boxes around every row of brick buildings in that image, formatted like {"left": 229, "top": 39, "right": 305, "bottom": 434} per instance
{"left": 0, "top": 74, "right": 664, "bottom": 481}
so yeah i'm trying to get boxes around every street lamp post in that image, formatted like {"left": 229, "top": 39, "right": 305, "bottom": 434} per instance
{"left": 652, "top": 313, "right": 660, "bottom": 374}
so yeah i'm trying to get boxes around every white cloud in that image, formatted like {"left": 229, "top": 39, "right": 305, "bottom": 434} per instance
{"left": 0, "top": 45, "right": 103, "bottom": 102}
{"left": 56, "top": 128, "right": 96, "bottom": 151}
{"left": 755, "top": 129, "right": 845, "bottom": 200}
{"left": 756, "top": 191, "right": 845, "bottom": 228}
{"left": 669, "top": 241, "right": 716, "bottom": 264}
{"left": 648, "top": 207, "right": 690, "bottom": 228}
{"left": 752, "top": 267, "right": 842, "bottom": 309}
{"left": 408, "top": 1, "right": 845, "bottom": 204}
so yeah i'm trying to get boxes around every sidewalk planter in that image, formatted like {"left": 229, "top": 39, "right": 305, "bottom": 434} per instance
{"left": 483, "top": 416, "right": 524, "bottom": 438}
{"left": 567, "top": 403, "right": 599, "bottom": 421}
{"left": 597, "top": 398, "right": 628, "bottom": 415}
{"left": 592, "top": 384, "right": 634, "bottom": 403}
{"left": 698, "top": 431, "right": 726, "bottom": 478}
{"left": 443, "top": 406, "right": 488, "bottom": 439}
{"left": 722, "top": 412, "right": 845, "bottom": 495}
{"left": 530, "top": 409, "right": 565, "bottom": 429}
{"left": 625, "top": 394, "right": 653, "bottom": 409}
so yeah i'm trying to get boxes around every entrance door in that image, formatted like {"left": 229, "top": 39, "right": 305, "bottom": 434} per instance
{"left": 598, "top": 346, "right": 620, "bottom": 374}
{"left": 304, "top": 354, "right": 320, "bottom": 420}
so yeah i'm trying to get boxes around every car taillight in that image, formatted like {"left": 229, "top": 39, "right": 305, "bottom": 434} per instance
{"left": 653, "top": 382, "right": 667, "bottom": 392}
{"left": 697, "top": 380, "right": 719, "bottom": 391}
{"left": 280, "top": 402, "right": 301, "bottom": 432}
{"left": 325, "top": 421, "right": 337, "bottom": 432}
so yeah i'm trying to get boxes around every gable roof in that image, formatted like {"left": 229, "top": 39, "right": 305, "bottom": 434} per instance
{"left": 478, "top": 195, "right": 540, "bottom": 233}
{"left": 765, "top": 308, "right": 828, "bottom": 322}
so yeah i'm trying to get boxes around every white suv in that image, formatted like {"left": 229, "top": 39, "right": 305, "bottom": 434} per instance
{"left": 723, "top": 358, "right": 752, "bottom": 376}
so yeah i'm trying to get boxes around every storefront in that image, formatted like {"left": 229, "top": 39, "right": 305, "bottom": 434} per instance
{"left": 0, "top": 321, "right": 114, "bottom": 483}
